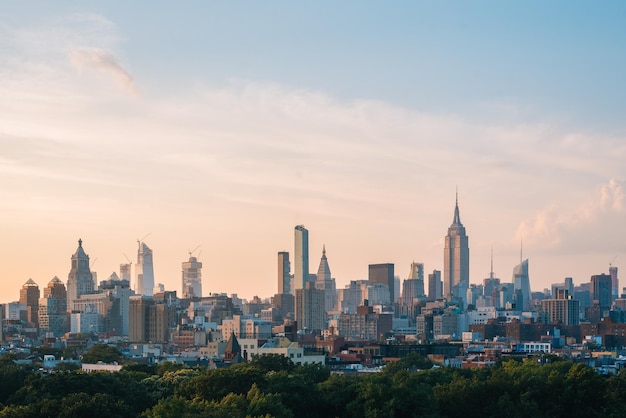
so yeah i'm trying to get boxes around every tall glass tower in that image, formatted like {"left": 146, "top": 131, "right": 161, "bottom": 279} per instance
{"left": 136, "top": 241, "right": 154, "bottom": 297}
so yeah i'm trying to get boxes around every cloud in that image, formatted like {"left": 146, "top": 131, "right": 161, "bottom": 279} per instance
{"left": 69, "top": 48, "right": 137, "bottom": 96}
{"left": 515, "top": 179, "right": 626, "bottom": 254}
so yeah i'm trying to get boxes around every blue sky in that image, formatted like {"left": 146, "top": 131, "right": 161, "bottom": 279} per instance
{"left": 1, "top": 2, "right": 625, "bottom": 300}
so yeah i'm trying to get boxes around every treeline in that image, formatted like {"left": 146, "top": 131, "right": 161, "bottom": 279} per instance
{"left": 1, "top": 352, "right": 626, "bottom": 417}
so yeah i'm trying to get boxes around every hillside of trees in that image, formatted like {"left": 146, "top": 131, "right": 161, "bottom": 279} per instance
{"left": 1, "top": 352, "right": 625, "bottom": 417}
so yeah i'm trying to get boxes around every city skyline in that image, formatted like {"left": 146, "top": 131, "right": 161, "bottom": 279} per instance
{"left": 1, "top": 2, "right": 625, "bottom": 302}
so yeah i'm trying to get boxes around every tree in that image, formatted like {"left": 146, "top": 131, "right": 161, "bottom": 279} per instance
{"left": 249, "top": 354, "right": 295, "bottom": 372}
{"left": 81, "top": 344, "right": 122, "bottom": 364}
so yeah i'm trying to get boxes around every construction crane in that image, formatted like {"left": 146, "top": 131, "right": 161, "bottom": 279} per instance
{"left": 137, "top": 232, "right": 152, "bottom": 244}
{"left": 610, "top": 255, "right": 618, "bottom": 268}
{"left": 123, "top": 253, "right": 132, "bottom": 266}
{"left": 188, "top": 245, "right": 201, "bottom": 258}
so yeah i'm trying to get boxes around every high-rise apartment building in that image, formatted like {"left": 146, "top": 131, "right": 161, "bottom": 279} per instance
{"left": 277, "top": 251, "right": 291, "bottom": 295}
{"left": 541, "top": 289, "right": 580, "bottom": 325}
{"left": 295, "top": 282, "right": 326, "bottom": 331}
{"left": 67, "top": 239, "right": 95, "bottom": 311}
{"left": 182, "top": 255, "right": 203, "bottom": 299}
{"left": 443, "top": 194, "right": 469, "bottom": 301}
{"left": 294, "top": 225, "right": 309, "bottom": 293}
{"left": 20, "top": 278, "right": 40, "bottom": 327}
{"left": 368, "top": 263, "right": 395, "bottom": 305}
{"left": 129, "top": 296, "right": 175, "bottom": 342}
{"left": 136, "top": 241, "right": 155, "bottom": 297}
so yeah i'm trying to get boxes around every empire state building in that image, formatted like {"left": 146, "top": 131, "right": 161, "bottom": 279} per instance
{"left": 444, "top": 193, "right": 469, "bottom": 302}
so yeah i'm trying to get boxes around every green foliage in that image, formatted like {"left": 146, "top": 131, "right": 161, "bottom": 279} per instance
{"left": 122, "top": 363, "right": 157, "bottom": 375}
{"left": 157, "top": 361, "right": 185, "bottom": 376}
{"left": 4, "top": 351, "right": 626, "bottom": 417}
{"left": 382, "top": 352, "right": 433, "bottom": 375}
{"left": 53, "top": 362, "right": 80, "bottom": 372}
{"left": 0, "top": 357, "right": 29, "bottom": 405}
{"left": 81, "top": 344, "right": 122, "bottom": 364}
{"left": 249, "top": 353, "right": 295, "bottom": 372}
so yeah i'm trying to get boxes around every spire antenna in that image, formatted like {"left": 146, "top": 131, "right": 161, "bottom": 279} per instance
{"left": 490, "top": 246, "right": 494, "bottom": 279}
{"left": 452, "top": 188, "right": 461, "bottom": 224}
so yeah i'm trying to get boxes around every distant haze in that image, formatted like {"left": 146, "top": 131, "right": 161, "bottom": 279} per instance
{"left": 1, "top": 2, "right": 625, "bottom": 302}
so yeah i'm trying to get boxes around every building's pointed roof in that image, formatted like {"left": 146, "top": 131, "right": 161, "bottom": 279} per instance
{"left": 452, "top": 189, "right": 461, "bottom": 225}
{"left": 316, "top": 244, "right": 331, "bottom": 280}
{"left": 23, "top": 278, "right": 38, "bottom": 287}
{"left": 72, "top": 238, "right": 89, "bottom": 259}
{"left": 139, "top": 241, "right": 152, "bottom": 254}
{"left": 224, "top": 331, "right": 241, "bottom": 356}
{"left": 49, "top": 276, "right": 63, "bottom": 286}
{"left": 407, "top": 262, "right": 421, "bottom": 280}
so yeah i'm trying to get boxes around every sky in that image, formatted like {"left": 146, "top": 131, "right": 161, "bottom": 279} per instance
{"left": 1, "top": 2, "right": 625, "bottom": 303}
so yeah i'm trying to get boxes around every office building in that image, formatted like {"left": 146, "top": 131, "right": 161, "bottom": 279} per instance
{"left": 401, "top": 262, "right": 425, "bottom": 305}
{"left": 368, "top": 263, "right": 394, "bottom": 305}
{"left": 136, "top": 241, "right": 155, "bottom": 297}
{"left": 315, "top": 245, "right": 337, "bottom": 312}
{"left": 38, "top": 277, "right": 68, "bottom": 337}
{"left": 512, "top": 259, "right": 532, "bottom": 310}
{"left": 591, "top": 273, "right": 613, "bottom": 311}
{"left": 277, "top": 251, "right": 291, "bottom": 295}
{"left": 443, "top": 193, "right": 469, "bottom": 301}
{"left": 19, "top": 278, "right": 40, "bottom": 327}
{"left": 428, "top": 270, "right": 443, "bottom": 301}
{"left": 182, "top": 255, "right": 203, "bottom": 299}
{"left": 67, "top": 239, "right": 95, "bottom": 311}
{"left": 610, "top": 266, "right": 619, "bottom": 299}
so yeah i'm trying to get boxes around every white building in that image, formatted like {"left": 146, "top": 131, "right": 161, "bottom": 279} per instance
{"left": 136, "top": 241, "right": 155, "bottom": 297}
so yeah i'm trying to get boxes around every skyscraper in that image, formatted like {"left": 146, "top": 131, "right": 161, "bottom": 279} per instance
{"left": 512, "top": 259, "right": 531, "bottom": 310}
{"left": 443, "top": 193, "right": 469, "bottom": 301}
{"left": 20, "top": 278, "right": 40, "bottom": 327}
{"left": 67, "top": 239, "right": 95, "bottom": 311}
{"left": 294, "top": 225, "right": 309, "bottom": 293}
{"left": 182, "top": 255, "right": 203, "bottom": 299}
{"left": 610, "top": 266, "right": 619, "bottom": 299}
{"left": 315, "top": 245, "right": 337, "bottom": 312}
{"left": 136, "top": 241, "right": 155, "bottom": 297}
{"left": 428, "top": 270, "right": 443, "bottom": 301}
{"left": 277, "top": 251, "right": 291, "bottom": 295}
{"left": 368, "top": 263, "right": 395, "bottom": 305}
{"left": 591, "top": 273, "right": 613, "bottom": 310}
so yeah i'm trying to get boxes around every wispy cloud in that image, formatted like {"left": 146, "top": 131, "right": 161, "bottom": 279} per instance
{"left": 69, "top": 48, "right": 137, "bottom": 96}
